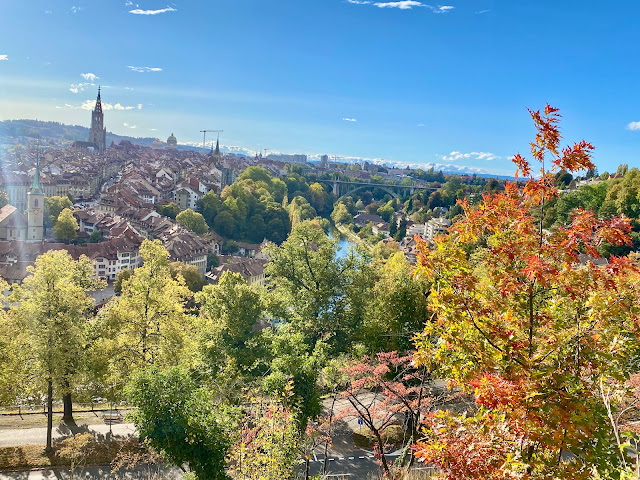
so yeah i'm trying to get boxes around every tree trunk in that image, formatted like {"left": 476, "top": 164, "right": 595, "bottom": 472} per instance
{"left": 373, "top": 430, "right": 391, "bottom": 477}
{"left": 305, "top": 458, "right": 310, "bottom": 480}
{"left": 62, "top": 392, "right": 73, "bottom": 422}
{"left": 46, "top": 379, "right": 53, "bottom": 453}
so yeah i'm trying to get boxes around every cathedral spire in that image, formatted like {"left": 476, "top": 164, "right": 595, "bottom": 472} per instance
{"left": 214, "top": 135, "right": 220, "bottom": 156}
{"left": 95, "top": 86, "right": 103, "bottom": 114}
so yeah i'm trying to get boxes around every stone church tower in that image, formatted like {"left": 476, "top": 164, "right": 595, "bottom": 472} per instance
{"left": 89, "top": 87, "right": 107, "bottom": 153}
{"left": 27, "top": 154, "right": 44, "bottom": 241}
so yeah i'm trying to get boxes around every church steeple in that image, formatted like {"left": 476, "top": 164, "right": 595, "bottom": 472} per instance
{"left": 27, "top": 150, "right": 44, "bottom": 241}
{"left": 30, "top": 151, "right": 43, "bottom": 195}
{"left": 214, "top": 136, "right": 220, "bottom": 156}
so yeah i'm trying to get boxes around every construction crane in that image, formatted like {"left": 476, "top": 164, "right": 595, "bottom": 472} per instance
{"left": 199, "top": 130, "right": 223, "bottom": 153}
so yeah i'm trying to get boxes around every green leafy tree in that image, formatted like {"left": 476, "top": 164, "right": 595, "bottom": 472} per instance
{"left": 264, "top": 220, "right": 363, "bottom": 353}
{"left": 113, "top": 269, "right": 132, "bottom": 294}
{"left": 331, "top": 202, "right": 353, "bottom": 225}
{"left": 0, "top": 191, "right": 8, "bottom": 208}
{"left": 393, "top": 217, "right": 407, "bottom": 241}
{"left": 214, "top": 211, "right": 236, "bottom": 237}
{"left": 126, "top": 367, "right": 230, "bottom": 480}
{"left": 196, "top": 271, "right": 265, "bottom": 375}
{"left": 170, "top": 262, "right": 205, "bottom": 292}
{"left": 45, "top": 196, "right": 72, "bottom": 228}
{"left": 376, "top": 202, "right": 395, "bottom": 223}
{"left": 197, "top": 191, "right": 222, "bottom": 227}
{"left": 98, "top": 240, "right": 193, "bottom": 386}
{"left": 289, "top": 196, "right": 317, "bottom": 226}
{"left": 88, "top": 230, "right": 102, "bottom": 243}
{"left": 9, "top": 251, "right": 98, "bottom": 451}
{"left": 53, "top": 208, "right": 79, "bottom": 242}
{"left": 361, "top": 252, "right": 429, "bottom": 354}
{"left": 176, "top": 209, "right": 208, "bottom": 235}
{"left": 157, "top": 202, "right": 181, "bottom": 219}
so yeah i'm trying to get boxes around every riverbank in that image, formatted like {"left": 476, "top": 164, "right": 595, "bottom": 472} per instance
{"left": 334, "top": 224, "right": 373, "bottom": 253}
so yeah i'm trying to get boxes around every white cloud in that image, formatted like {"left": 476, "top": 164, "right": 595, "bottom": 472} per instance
{"left": 81, "top": 72, "right": 99, "bottom": 81}
{"left": 442, "top": 151, "right": 500, "bottom": 162}
{"left": 125, "top": 1, "right": 135, "bottom": 5}
{"left": 627, "top": 121, "right": 640, "bottom": 131}
{"left": 123, "top": 122, "right": 137, "bottom": 129}
{"left": 351, "top": 1, "right": 453, "bottom": 12}
{"left": 374, "top": 1, "right": 425, "bottom": 9}
{"left": 0, "top": 55, "right": 8, "bottom": 61}
{"left": 44, "top": 10, "right": 53, "bottom": 14}
{"left": 70, "top": 6, "right": 80, "bottom": 13}
{"left": 129, "top": 6, "right": 177, "bottom": 15}
{"left": 417, "top": 123, "right": 426, "bottom": 127}
{"left": 127, "top": 65, "right": 162, "bottom": 72}
{"left": 475, "top": 9, "right": 491, "bottom": 14}
{"left": 342, "top": 118, "right": 358, "bottom": 122}
{"left": 59, "top": 100, "right": 141, "bottom": 111}
{"left": 137, "top": 104, "right": 143, "bottom": 110}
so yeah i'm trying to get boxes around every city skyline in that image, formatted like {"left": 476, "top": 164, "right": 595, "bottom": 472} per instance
{"left": 1, "top": 0, "right": 639, "bottom": 175}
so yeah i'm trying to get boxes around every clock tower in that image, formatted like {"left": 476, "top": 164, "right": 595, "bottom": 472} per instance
{"left": 27, "top": 154, "right": 44, "bottom": 242}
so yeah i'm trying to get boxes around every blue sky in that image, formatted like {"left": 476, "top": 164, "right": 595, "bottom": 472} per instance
{"left": 1, "top": 0, "right": 639, "bottom": 175}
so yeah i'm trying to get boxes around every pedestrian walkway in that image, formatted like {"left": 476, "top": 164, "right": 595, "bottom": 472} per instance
{"left": 0, "top": 423, "right": 136, "bottom": 448}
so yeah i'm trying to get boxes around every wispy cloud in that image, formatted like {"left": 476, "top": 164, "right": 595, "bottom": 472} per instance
{"left": 342, "top": 118, "right": 358, "bottom": 122}
{"left": 374, "top": 1, "right": 425, "bottom": 9}
{"left": 442, "top": 151, "right": 500, "bottom": 162}
{"left": 123, "top": 122, "right": 137, "bottom": 129}
{"left": 70, "top": 6, "right": 81, "bottom": 13}
{"left": 44, "top": 10, "right": 53, "bottom": 14}
{"left": 349, "top": 1, "right": 454, "bottom": 12}
{"left": 417, "top": 123, "right": 426, "bottom": 127}
{"left": 0, "top": 55, "right": 7, "bottom": 61}
{"left": 129, "top": 6, "right": 177, "bottom": 15}
{"left": 627, "top": 121, "right": 640, "bottom": 131}
{"left": 81, "top": 72, "right": 99, "bottom": 81}
{"left": 60, "top": 100, "right": 142, "bottom": 111}
{"left": 475, "top": 9, "right": 491, "bottom": 14}
{"left": 127, "top": 65, "right": 162, "bottom": 72}
{"left": 69, "top": 83, "right": 94, "bottom": 94}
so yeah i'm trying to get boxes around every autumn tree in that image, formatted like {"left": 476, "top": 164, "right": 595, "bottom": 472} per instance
{"left": 53, "top": 208, "right": 79, "bottom": 242}
{"left": 413, "top": 105, "right": 640, "bottom": 478}
{"left": 9, "top": 251, "right": 99, "bottom": 451}
{"left": 340, "top": 352, "right": 436, "bottom": 477}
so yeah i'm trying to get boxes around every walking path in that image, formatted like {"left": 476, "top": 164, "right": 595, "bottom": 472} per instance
{"left": 0, "top": 423, "right": 136, "bottom": 448}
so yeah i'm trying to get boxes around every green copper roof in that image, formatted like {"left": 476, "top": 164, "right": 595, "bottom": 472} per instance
{"left": 31, "top": 155, "right": 43, "bottom": 194}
